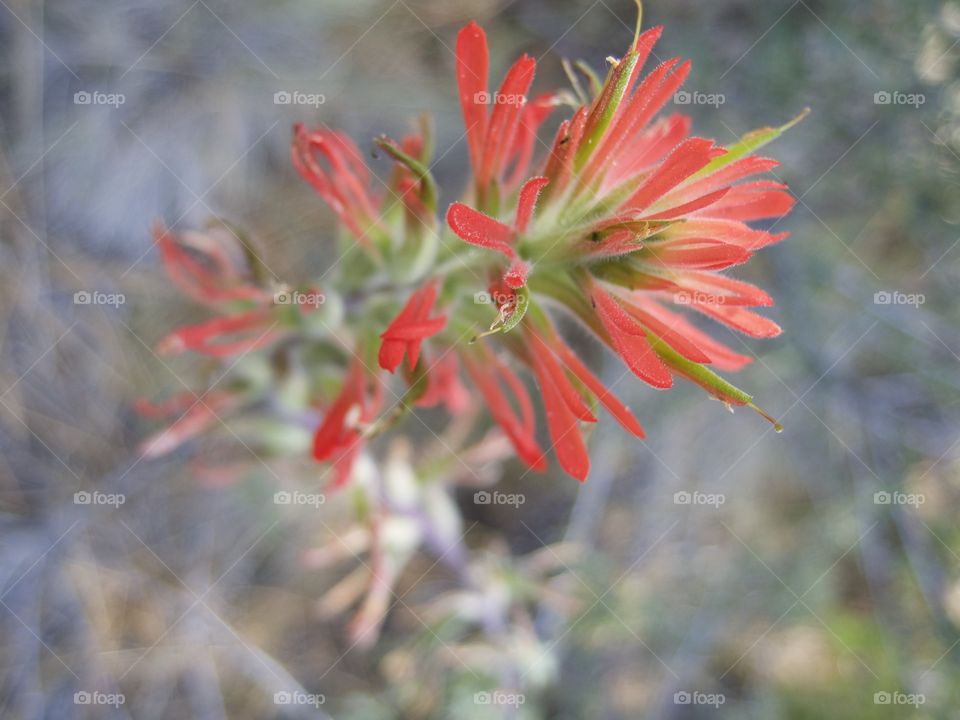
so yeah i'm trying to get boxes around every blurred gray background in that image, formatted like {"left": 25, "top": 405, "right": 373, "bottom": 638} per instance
{"left": 1, "top": 0, "right": 959, "bottom": 718}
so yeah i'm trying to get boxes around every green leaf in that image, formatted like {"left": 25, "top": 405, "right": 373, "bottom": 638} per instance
{"left": 374, "top": 136, "right": 438, "bottom": 213}
{"left": 575, "top": 52, "right": 641, "bottom": 170}
{"left": 501, "top": 285, "right": 530, "bottom": 333}
{"left": 650, "top": 336, "right": 782, "bottom": 430}
{"left": 650, "top": 335, "right": 753, "bottom": 404}
{"left": 695, "top": 107, "right": 810, "bottom": 178}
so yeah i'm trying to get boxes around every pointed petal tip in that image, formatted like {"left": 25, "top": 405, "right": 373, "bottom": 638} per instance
{"left": 458, "top": 20, "right": 485, "bottom": 39}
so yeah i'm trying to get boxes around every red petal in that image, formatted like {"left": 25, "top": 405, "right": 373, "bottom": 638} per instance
{"left": 574, "top": 229, "right": 644, "bottom": 262}
{"left": 552, "top": 337, "right": 646, "bottom": 437}
{"left": 592, "top": 287, "right": 673, "bottom": 388}
{"left": 693, "top": 303, "right": 782, "bottom": 338}
{"left": 314, "top": 361, "right": 365, "bottom": 463}
{"left": 378, "top": 284, "right": 445, "bottom": 372}
{"left": 480, "top": 54, "right": 537, "bottom": 185}
{"left": 456, "top": 22, "right": 489, "bottom": 178}
{"left": 624, "top": 138, "right": 725, "bottom": 212}
{"left": 406, "top": 338, "right": 423, "bottom": 371}
{"left": 542, "top": 107, "right": 588, "bottom": 197}
{"left": 632, "top": 298, "right": 753, "bottom": 371}
{"left": 529, "top": 333, "right": 597, "bottom": 422}
{"left": 156, "top": 310, "right": 273, "bottom": 356}
{"left": 530, "top": 351, "right": 591, "bottom": 481}
{"left": 462, "top": 350, "right": 546, "bottom": 471}
{"left": 446, "top": 202, "right": 516, "bottom": 257}
{"left": 378, "top": 338, "right": 407, "bottom": 374}
{"left": 669, "top": 271, "right": 775, "bottom": 307}
{"left": 697, "top": 182, "right": 795, "bottom": 221}
{"left": 580, "top": 28, "right": 663, "bottom": 165}
{"left": 657, "top": 156, "right": 780, "bottom": 209}
{"left": 620, "top": 302, "right": 713, "bottom": 363}
{"left": 514, "top": 176, "right": 549, "bottom": 233}
{"left": 584, "top": 58, "right": 689, "bottom": 184}
{"left": 503, "top": 260, "right": 531, "bottom": 289}
{"left": 600, "top": 113, "right": 692, "bottom": 189}
{"left": 641, "top": 187, "right": 730, "bottom": 220}
{"left": 380, "top": 317, "right": 448, "bottom": 341}
{"left": 291, "top": 125, "right": 380, "bottom": 241}
{"left": 645, "top": 239, "right": 753, "bottom": 270}
{"left": 662, "top": 219, "right": 788, "bottom": 250}
{"left": 505, "top": 93, "right": 557, "bottom": 188}
{"left": 592, "top": 286, "right": 645, "bottom": 335}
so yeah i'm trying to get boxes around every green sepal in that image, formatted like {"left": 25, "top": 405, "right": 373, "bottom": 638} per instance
{"left": 501, "top": 285, "right": 530, "bottom": 334}
{"left": 574, "top": 52, "right": 640, "bottom": 170}
{"left": 374, "top": 136, "right": 438, "bottom": 214}
{"left": 650, "top": 335, "right": 782, "bottom": 430}
{"left": 695, "top": 108, "right": 810, "bottom": 178}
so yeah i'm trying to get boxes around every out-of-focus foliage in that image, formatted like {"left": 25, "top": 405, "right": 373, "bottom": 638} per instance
{"left": 0, "top": 0, "right": 958, "bottom": 718}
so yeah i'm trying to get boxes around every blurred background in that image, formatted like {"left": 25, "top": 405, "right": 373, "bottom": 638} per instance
{"left": 1, "top": 0, "right": 959, "bottom": 717}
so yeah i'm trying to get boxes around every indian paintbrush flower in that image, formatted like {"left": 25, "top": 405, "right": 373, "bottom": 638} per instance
{"left": 144, "top": 3, "right": 801, "bottom": 485}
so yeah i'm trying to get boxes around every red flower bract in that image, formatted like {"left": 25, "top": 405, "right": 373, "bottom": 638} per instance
{"left": 313, "top": 357, "right": 383, "bottom": 489}
{"left": 144, "top": 8, "right": 800, "bottom": 486}
{"left": 441, "top": 13, "right": 799, "bottom": 479}
{"left": 378, "top": 282, "right": 447, "bottom": 374}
